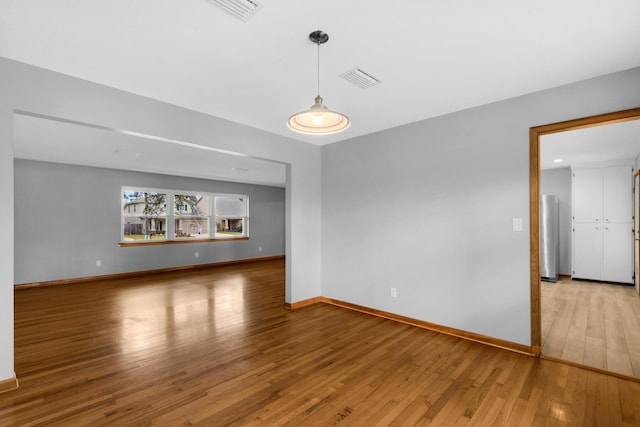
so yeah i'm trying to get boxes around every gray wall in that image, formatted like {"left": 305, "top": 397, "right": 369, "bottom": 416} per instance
{"left": 321, "top": 67, "right": 640, "bottom": 345}
{"left": 1, "top": 56, "right": 322, "bottom": 382}
{"left": 2, "top": 56, "right": 640, "bottom": 382}
{"left": 14, "top": 159, "right": 285, "bottom": 284}
{"left": 540, "top": 167, "right": 572, "bottom": 275}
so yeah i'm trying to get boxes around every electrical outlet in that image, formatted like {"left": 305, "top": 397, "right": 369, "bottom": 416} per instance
{"left": 390, "top": 287, "right": 397, "bottom": 298}
{"left": 258, "top": 246, "right": 262, "bottom": 252}
{"left": 512, "top": 218, "right": 523, "bottom": 232}
{"left": 96, "top": 260, "right": 101, "bottom": 267}
{"left": 195, "top": 252, "right": 199, "bottom": 258}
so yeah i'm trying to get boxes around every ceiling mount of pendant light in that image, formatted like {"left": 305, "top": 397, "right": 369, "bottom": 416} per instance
{"left": 287, "top": 30, "right": 351, "bottom": 135}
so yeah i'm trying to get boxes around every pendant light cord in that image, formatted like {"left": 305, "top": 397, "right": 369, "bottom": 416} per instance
{"left": 316, "top": 41, "right": 321, "bottom": 97}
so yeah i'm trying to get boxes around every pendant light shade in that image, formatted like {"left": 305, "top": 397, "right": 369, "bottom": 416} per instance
{"left": 287, "top": 31, "right": 350, "bottom": 135}
{"left": 287, "top": 95, "right": 350, "bottom": 135}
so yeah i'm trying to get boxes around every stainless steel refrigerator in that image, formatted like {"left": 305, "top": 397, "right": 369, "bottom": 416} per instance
{"left": 540, "top": 194, "right": 559, "bottom": 282}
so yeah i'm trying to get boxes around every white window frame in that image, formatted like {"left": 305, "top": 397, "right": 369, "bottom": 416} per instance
{"left": 214, "top": 194, "right": 249, "bottom": 239}
{"left": 173, "top": 192, "right": 212, "bottom": 240}
{"left": 121, "top": 186, "right": 249, "bottom": 244}
{"left": 122, "top": 188, "right": 169, "bottom": 242}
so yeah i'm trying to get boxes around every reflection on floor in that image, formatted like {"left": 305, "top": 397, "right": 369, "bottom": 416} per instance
{"left": 542, "top": 276, "right": 640, "bottom": 377}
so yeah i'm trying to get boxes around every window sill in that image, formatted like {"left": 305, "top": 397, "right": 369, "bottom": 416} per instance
{"left": 119, "top": 237, "right": 249, "bottom": 247}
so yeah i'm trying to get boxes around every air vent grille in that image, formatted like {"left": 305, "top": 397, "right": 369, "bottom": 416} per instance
{"left": 210, "top": 0, "right": 263, "bottom": 21}
{"left": 341, "top": 67, "right": 381, "bottom": 89}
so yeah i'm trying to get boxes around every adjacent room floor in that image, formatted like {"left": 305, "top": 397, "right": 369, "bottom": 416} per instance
{"left": 541, "top": 276, "right": 640, "bottom": 378}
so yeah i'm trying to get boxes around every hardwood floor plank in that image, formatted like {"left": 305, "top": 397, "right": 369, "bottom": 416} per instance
{"left": 617, "top": 292, "right": 640, "bottom": 377}
{"left": 604, "top": 318, "right": 634, "bottom": 374}
{"left": 619, "top": 379, "right": 640, "bottom": 425}
{"left": 2, "top": 259, "right": 640, "bottom": 425}
{"left": 542, "top": 277, "right": 640, "bottom": 378}
{"left": 568, "top": 283, "right": 589, "bottom": 364}
{"left": 541, "top": 281, "right": 575, "bottom": 358}
{"left": 562, "top": 324, "right": 586, "bottom": 364}
{"left": 583, "top": 335, "right": 606, "bottom": 373}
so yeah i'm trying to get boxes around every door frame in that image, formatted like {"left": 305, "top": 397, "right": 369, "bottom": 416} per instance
{"left": 529, "top": 107, "right": 640, "bottom": 355}
{"left": 635, "top": 170, "right": 640, "bottom": 294}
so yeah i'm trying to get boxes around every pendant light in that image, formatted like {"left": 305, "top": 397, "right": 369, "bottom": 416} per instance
{"left": 287, "top": 30, "right": 350, "bottom": 135}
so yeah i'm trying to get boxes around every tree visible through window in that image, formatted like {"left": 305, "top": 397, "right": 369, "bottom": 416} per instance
{"left": 174, "top": 194, "right": 210, "bottom": 239}
{"left": 122, "top": 191, "right": 167, "bottom": 240}
{"left": 121, "top": 188, "right": 248, "bottom": 243}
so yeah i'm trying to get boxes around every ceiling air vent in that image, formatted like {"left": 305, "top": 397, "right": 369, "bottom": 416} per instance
{"left": 210, "top": 0, "right": 263, "bottom": 22}
{"left": 341, "top": 67, "right": 381, "bottom": 89}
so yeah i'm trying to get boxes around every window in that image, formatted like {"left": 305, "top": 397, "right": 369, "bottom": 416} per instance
{"left": 214, "top": 196, "right": 248, "bottom": 238}
{"left": 174, "top": 194, "right": 210, "bottom": 240}
{"left": 122, "top": 187, "right": 248, "bottom": 243}
{"left": 122, "top": 190, "right": 167, "bottom": 241}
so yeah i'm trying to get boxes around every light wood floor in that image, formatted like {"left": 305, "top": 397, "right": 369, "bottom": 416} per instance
{"left": 2, "top": 259, "right": 640, "bottom": 426}
{"left": 542, "top": 276, "right": 640, "bottom": 378}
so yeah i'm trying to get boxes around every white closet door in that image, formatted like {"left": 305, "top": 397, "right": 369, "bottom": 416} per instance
{"left": 602, "top": 223, "right": 634, "bottom": 284}
{"left": 573, "top": 169, "right": 602, "bottom": 222}
{"left": 603, "top": 166, "right": 632, "bottom": 223}
{"left": 573, "top": 223, "right": 602, "bottom": 280}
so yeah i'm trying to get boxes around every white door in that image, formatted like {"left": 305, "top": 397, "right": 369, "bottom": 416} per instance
{"left": 573, "top": 169, "right": 602, "bottom": 222}
{"left": 603, "top": 166, "right": 632, "bottom": 223}
{"left": 573, "top": 223, "right": 602, "bottom": 280}
{"left": 602, "top": 223, "right": 634, "bottom": 284}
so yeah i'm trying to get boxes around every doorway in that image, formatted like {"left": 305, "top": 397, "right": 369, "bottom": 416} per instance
{"left": 530, "top": 107, "right": 640, "bottom": 378}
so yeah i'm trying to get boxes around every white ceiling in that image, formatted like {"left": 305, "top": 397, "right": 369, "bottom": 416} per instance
{"left": 2, "top": 1, "right": 640, "bottom": 184}
{"left": 13, "top": 113, "right": 287, "bottom": 187}
{"left": 541, "top": 120, "right": 640, "bottom": 171}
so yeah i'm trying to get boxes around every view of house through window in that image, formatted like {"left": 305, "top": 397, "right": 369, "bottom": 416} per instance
{"left": 215, "top": 196, "right": 247, "bottom": 238}
{"left": 174, "top": 194, "right": 210, "bottom": 239}
{"left": 122, "top": 191, "right": 167, "bottom": 240}
{"left": 122, "top": 188, "right": 248, "bottom": 242}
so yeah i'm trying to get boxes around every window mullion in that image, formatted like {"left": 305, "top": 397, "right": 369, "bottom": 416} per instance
{"left": 167, "top": 193, "right": 175, "bottom": 241}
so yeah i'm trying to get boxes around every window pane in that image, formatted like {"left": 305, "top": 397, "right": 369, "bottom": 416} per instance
{"left": 122, "top": 191, "right": 167, "bottom": 216}
{"left": 142, "top": 192, "right": 167, "bottom": 216}
{"left": 122, "top": 190, "right": 167, "bottom": 241}
{"left": 174, "top": 194, "right": 210, "bottom": 216}
{"left": 122, "top": 218, "right": 167, "bottom": 241}
{"left": 215, "top": 196, "right": 246, "bottom": 238}
{"left": 215, "top": 218, "right": 244, "bottom": 238}
{"left": 175, "top": 218, "right": 209, "bottom": 239}
{"left": 215, "top": 197, "right": 245, "bottom": 217}
{"left": 123, "top": 191, "right": 145, "bottom": 216}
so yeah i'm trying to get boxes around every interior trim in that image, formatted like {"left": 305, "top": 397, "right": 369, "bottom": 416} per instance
{"left": 529, "top": 107, "right": 640, "bottom": 354}
{"left": 635, "top": 170, "right": 640, "bottom": 296}
{"left": 541, "top": 355, "right": 640, "bottom": 384}
{"left": 118, "top": 237, "right": 249, "bottom": 247}
{"left": 0, "top": 376, "right": 19, "bottom": 394}
{"left": 284, "top": 297, "right": 324, "bottom": 310}
{"left": 288, "top": 296, "right": 535, "bottom": 356}
{"left": 14, "top": 255, "right": 284, "bottom": 289}
{"left": 530, "top": 125, "right": 542, "bottom": 356}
